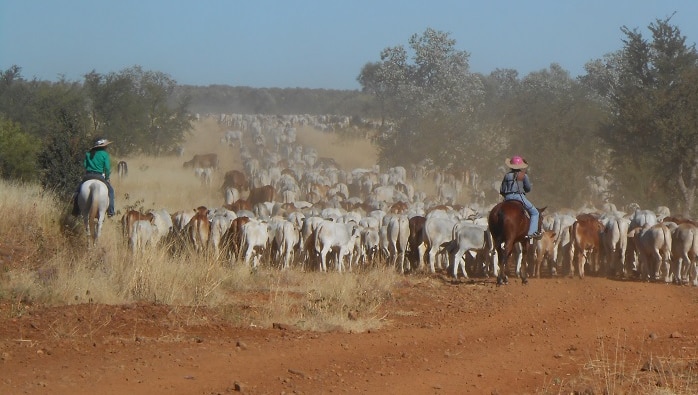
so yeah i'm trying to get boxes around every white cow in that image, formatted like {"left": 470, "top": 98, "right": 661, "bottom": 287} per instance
{"left": 359, "top": 226, "right": 381, "bottom": 265}
{"left": 209, "top": 210, "right": 237, "bottom": 257}
{"left": 224, "top": 187, "right": 240, "bottom": 205}
{"left": 275, "top": 219, "right": 300, "bottom": 269}
{"left": 129, "top": 219, "right": 159, "bottom": 254}
{"left": 314, "top": 220, "right": 361, "bottom": 272}
{"left": 423, "top": 216, "right": 458, "bottom": 273}
{"left": 194, "top": 167, "right": 213, "bottom": 187}
{"left": 551, "top": 213, "right": 576, "bottom": 274}
{"left": 671, "top": 223, "right": 698, "bottom": 286}
{"left": 386, "top": 214, "right": 410, "bottom": 273}
{"left": 600, "top": 213, "right": 630, "bottom": 276}
{"left": 172, "top": 210, "right": 194, "bottom": 233}
{"left": 241, "top": 219, "right": 270, "bottom": 268}
{"left": 148, "top": 208, "right": 174, "bottom": 244}
{"left": 630, "top": 209, "right": 658, "bottom": 231}
{"left": 440, "top": 221, "right": 488, "bottom": 279}
{"left": 630, "top": 223, "right": 672, "bottom": 282}
{"left": 223, "top": 130, "right": 243, "bottom": 147}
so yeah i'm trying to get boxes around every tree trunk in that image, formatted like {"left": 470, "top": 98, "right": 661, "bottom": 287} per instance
{"left": 678, "top": 159, "right": 698, "bottom": 218}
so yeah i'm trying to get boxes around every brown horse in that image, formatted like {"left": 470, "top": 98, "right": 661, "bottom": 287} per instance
{"left": 488, "top": 200, "right": 545, "bottom": 285}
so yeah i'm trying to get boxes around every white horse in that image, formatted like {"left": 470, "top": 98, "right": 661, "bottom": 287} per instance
{"left": 77, "top": 179, "right": 109, "bottom": 245}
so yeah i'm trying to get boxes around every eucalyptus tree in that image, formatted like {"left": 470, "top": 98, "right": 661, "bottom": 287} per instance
{"left": 506, "top": 64, "right": 608, "bottom": 208}
{"left": 357, "top": 28, "right": 485, "bottom": 170}
{"left": 84, "top": 66, "right": 191, "bottom": 156}
{"left": 582, "top": 17, "right": 698, "bottom": 215}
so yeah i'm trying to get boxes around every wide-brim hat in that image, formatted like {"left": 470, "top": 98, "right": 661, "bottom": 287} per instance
{"left": 92, "top": 138, "right": 112, "bottom": 149}
{"left": 505, "top": 155, "right": 528, "bottom": 169}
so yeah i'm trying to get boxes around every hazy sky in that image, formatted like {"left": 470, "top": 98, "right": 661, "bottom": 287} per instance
{"left": 1, "top": 1, "right": 696, "bottom": 90}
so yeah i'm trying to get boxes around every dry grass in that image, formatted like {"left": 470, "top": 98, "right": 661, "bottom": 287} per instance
{"left": 539, "top": 331, "right": 698, "bottom": 395}
{"left": 0, "top": 119, "right": 396, "bottom": 332}
{"left": 0, "top": 177, "right": 399, "bottom": 332}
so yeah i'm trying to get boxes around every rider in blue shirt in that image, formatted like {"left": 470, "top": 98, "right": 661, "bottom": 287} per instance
{"left": 500, "top": 155, "right": 542, "bottom": 240}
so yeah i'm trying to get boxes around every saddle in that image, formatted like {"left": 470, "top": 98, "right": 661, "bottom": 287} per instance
{"left": 82, "top": 173, "right": 109, "bottom": 184}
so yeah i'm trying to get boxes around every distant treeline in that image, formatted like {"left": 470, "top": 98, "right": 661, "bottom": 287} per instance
{"left": 175, "top": 85, "right": 378, "bottom": 117}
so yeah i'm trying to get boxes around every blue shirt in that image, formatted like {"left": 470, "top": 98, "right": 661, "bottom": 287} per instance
{"left": 500, "top": 171, "right": 531, "bottom": 197}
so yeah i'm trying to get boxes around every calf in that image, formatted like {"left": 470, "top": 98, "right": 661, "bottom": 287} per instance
{"left": 121, "top": 210, "right": 154, "bottom": 241}
{"left": 570, "top": 214, "right": 604, "bottom": 278}
{"left": 117, "top": 161, "right": 128, "bottom": 178}
{"left": 440, "top": 221, "right": 488, "bottom": 279}
{"left": 529, "top": 230, "right": 556, "bottom": 278}
{"left": 129, "top": 219, "right": 158, "bottom": 254}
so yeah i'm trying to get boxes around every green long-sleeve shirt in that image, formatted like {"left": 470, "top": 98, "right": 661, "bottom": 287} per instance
{"left": 83, "top": 149, "right": 111, "bottom": 179}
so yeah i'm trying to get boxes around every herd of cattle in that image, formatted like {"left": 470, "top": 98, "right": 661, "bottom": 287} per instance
{"left": 117, "top": 114, "right": 698, "bottom": 287}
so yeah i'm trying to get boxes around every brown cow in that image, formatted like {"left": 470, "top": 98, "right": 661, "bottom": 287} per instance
{"left": 220, "top": 216, "right": 252, "bottom": 262}
{"left": 408, "top": 215, "right": 427, "bottom": 269}
{"left": 121, "top": 210, "right": 154, "bottom": 240}
{"left": 248, "top": 185, "right": 276, "bottom": 206}
{"left": 221, "top": 170, "right": 249, "bottom": 191}
{"left": 225, "top": 199, "right": 252, "bottom": 212}
{"left": 185, "top": 206, "right": 211, "bottom": 253}
{"left": 570, "top": 213, "right": 604, "bottom": 278}
{"left": 183, "top": 153, "right": 219, "bottom": 170}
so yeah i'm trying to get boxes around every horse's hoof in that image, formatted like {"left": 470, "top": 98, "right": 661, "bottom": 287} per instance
{"left": 522, "top": 278, "right": 528, "bottom": 285}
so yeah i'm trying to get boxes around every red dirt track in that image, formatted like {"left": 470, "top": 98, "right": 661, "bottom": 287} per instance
{"left": 1, "top": 275, "right": 696, "bottom": 395}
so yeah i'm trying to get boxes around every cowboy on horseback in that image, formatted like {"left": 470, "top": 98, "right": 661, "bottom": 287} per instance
{"left": 500, "top": 155, "right": 542, "bottom": 240}
{"left": 72, "top": 138, "right": 116, "bottom": 218}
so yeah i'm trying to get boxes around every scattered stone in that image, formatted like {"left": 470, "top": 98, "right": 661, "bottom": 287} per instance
{"left": 649, "top": 332, "right": 658, "bottom": 340}
{"left": 233, "top": 381, "right": 244, "bottom": 392}
{"left": 553, "top": 353, "right": 563, "bottom": 359}
{"left": 236, "top": 340, "right": 248, "bottom": 350}
{"left": 670, "top": 331, "right": 683, "bottom": 338}
{"left": 273, "top": 323, "right": 297, "bottom": 331}
{"left": 641, "top": 357, "right": 664, "bottom": 373}
{"left": 288, "top": 368, "right": 306, "bottom": 378}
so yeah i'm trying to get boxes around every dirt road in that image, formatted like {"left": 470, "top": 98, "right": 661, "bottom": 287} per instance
{"left": 1, "top": 275, "right": 696, "bottom": 395}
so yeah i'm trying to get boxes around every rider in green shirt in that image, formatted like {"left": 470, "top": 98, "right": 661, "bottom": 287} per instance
{"left": 72, "top": 138, "right": 115, "bottom": 217}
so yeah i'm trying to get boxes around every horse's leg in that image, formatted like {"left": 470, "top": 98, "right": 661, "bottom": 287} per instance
{"left": 520, "top": 243, "right": 529, "bottom": 285}
{"left": 496, "top": 244, "right": 507, "bottom": 285}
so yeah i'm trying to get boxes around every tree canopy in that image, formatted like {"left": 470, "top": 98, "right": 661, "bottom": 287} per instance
{"left": 583, "top": 16, "right": 698, "bottom": 214}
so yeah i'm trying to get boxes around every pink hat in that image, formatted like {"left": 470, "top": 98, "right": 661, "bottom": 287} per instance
{"left": 505, "top": 155, "right": 528, "bottom": 169}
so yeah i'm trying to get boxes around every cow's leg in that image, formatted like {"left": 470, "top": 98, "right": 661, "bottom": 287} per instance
{"left": 577, "top": 250, "right": 586, "bottom": 279}
{"left": 427, "top": 246, "right": 437, "bottom": 273}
